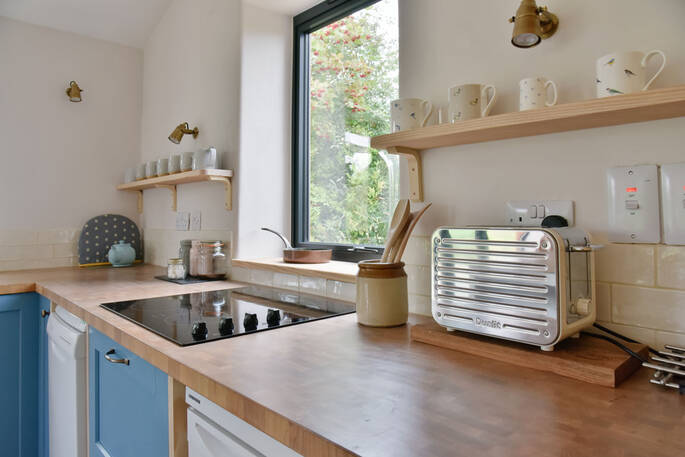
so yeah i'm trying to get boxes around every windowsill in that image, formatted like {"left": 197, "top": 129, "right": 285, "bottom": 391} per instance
{"left": 232, "top": 258, "right": 358, "bottom": 283}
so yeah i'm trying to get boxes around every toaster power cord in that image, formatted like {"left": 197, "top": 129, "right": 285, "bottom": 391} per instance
{"left": 592, "top": 322, "right": 659, "bottom": 355}
{"left": 580, "top": 331, "right": 648, "bottom": 363}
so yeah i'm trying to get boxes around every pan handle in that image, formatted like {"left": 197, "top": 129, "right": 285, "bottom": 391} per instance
{"left": 261, "top": 227, "right": 292, "bottom": 249}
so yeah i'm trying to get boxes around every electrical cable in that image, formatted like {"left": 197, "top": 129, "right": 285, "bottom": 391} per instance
{"left": 580, "top": 331, "right": 648, "bottom": 363}
{"left": 592, "top": 322, "right": 659, "bottom": 355}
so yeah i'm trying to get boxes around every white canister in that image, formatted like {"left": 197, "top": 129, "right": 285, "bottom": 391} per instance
{"left": 356, "top": 260, "right": 408, "bottom": 327}
{"left": 595, "top": 50, "right": 666, "bottom": 98}
{"left": 448, "top": 83, "right": 497, "bottom": 122}
{"left": 157, "top": 158, "right": 169, "bottom": 176}
{"left": 390, "top": 98, "right": 433, "bottom": 132}
{"left": 145, "top": 161, "right": 157, "bottom": 178}
{"left": 192, "top": 147, "right": 218, "bottom": 170}
{"left": 519, "top": 77, "right": 558, "bottom": 111}
{"left": 169, "top": 154, "right": 181, "bottom": 174}
{"left": 180, "top": 152, "right": 194, "bottom": 172}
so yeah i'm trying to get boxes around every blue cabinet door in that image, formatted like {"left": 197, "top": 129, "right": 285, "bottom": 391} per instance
{"left": 37, "top": 296, "right": 50, "bottom": 457}
{"left": 89, "top": 328, "right": 169, "bottom": 457}
{"left": 0, "top": 293, "right": 39, "bottom": 457}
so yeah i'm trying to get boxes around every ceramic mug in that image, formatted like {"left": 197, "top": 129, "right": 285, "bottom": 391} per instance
{"left": 145, "top": 160, "right": 157, "bottom": 178}
{"left": 519, "top": 77, "right": 558, "bottom": 111}
{"left": 135, "top": 164, "right": 146, "bottom": 181}
{"left": 169, "top": 154, "right": 181, "bottom": 174}
{"left": 390, "top": 98, "right": 433, "bottom": 132}
{"left": 180, "top": 152, "right": 194, "bottom": 172}
{"left": 596, "top": 50, "right": 666, "bottom": 98}
{"left": 124, "top": 167, "right": 135, "bottom": 183}
{"left": 448, "top": 84, "right": 497, "bottom": 121}
{"left": 192, "top": 147, "right": 218, "bottom": 170}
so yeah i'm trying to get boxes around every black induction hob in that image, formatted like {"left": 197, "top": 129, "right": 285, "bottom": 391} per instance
{"left": 100, "top": 285, "right": 355, "bottom": 346}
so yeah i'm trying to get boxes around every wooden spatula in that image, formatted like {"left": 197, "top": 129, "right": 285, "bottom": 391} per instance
{"left": 392, "top": 203, "right": 432, "bottom": 263}
{"left": 380, "top": 199, "right": 411, "bottom": 263}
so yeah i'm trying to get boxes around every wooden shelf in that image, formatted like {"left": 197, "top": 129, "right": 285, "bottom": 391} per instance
{"left": 371, "top": 85, "right": 685, "bottom": 201}
{"left": 117, "top": 169, "right": 233, "bottom": 213}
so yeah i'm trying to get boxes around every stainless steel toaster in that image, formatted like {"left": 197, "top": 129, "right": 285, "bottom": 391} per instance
{"left": 431, "top": 227, "right": 598, "bottom": 351}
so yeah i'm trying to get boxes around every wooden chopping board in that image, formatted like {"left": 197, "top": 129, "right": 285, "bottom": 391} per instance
{"left": 411, "top": 321, "right": 648, "bottom": 387}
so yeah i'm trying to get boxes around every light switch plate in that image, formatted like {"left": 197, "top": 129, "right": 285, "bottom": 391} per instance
{"left": 175, "top": 212, "right": 190, "bottom": 231}
{"left": 505, "top": 200, "right": 574, "bottom": 226}
{"left": 190, "top": 211, "right": 202, "bottom": 231}
{"left": 660, "top": 163, "right": 685, "bottom": 245}
{"left": 606, "top": 165, "right": 660, "bottom": 243}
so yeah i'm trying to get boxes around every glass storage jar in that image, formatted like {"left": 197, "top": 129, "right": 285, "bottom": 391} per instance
{"left": 195, "top": 241, "right": 228, "bottom": 279}
{"left": 167, "top": 258, "right": 186, "bottom": 280}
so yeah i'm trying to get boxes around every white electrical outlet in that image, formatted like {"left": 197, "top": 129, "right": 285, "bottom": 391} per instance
{"left": 176, "top": 212, "right": 190, "bottom": 231}
{"left": 190, "top": 211, "right": 202, "bottom": 231}
{"left": 505, "top": 200, "right": 574, "bottom": 226}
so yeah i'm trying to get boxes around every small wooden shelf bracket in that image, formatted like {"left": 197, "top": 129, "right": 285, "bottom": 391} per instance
{"left": 387, "top": 146, "right": 423, "bottom": 202}
{"left": 208, "top": 176, "right": 232, "bottom": 210}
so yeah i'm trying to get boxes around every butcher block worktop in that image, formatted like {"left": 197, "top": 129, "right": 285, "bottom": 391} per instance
{"left": 1, "top": 265, "right": 684, "bottom": 457}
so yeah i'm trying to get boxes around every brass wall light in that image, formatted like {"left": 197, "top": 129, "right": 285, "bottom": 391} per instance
{"left": 168, "top": 122, "right": 199, "bottom": 144}
{"left": 66, "top": 81, "right": 84, "bottom": 102}
{"left": 508, "top": 0, "right": 559, "bottom": 48}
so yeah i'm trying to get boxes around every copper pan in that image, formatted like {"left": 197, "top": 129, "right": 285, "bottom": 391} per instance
{"left": 261, "top": 228, "right": 332, "bottom": 264}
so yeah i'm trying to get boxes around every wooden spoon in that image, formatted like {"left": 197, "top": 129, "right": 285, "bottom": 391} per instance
{"left": 392, "top": 203, "right": 432, "bottom": 263}
{"left": 380, "top": 199, "right": 411, "bottom": 263}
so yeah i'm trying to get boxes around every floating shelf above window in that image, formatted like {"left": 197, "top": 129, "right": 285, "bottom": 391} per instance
{"left": 116, "top": 169, "right": 234, "bottom": 213}
{"left": 371, "top": 85, "right": 685, "bottom": 202}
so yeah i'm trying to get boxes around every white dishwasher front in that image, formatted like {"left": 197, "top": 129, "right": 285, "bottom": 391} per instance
{"left": 186, "top": 388, "right": 302, "bottom": 457}
{"left": 46, "top": 305, "right": 88, "bottom": 457}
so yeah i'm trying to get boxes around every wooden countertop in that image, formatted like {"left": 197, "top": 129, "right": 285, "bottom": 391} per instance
{"left": 1, "top": 265, "right": 683, "bottom": 457}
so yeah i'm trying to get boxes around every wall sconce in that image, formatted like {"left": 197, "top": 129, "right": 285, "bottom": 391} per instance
{"left": 508, "top": 0, "right": 559, "bottom": 48}
{"left": 168, "top": 122, "right": 199, "bottom": 144}
{"left": 66, "top": 81, "right": 84, "bottom": 102}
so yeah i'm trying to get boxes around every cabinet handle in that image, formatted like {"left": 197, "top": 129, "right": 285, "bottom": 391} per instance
{"left": 41, "top": 310, "right": 50, "bottom": 318}
{"left": 104, "top": 349, "right": 130, "bottom": 365}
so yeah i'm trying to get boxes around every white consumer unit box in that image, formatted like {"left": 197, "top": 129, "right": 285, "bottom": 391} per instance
{"left": 606, "top": 165, "right": 660, "bottom": 243}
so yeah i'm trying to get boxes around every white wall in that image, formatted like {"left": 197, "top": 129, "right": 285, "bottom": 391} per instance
{"left": 396, "top": 0, "right": 685, "bottom": 347}
{"left": 0, "top": 16, "right": 142, "bottom": 270}
{"left": 235, "top": 4, "right": 292, "bottom": 258}
{"left": 139, "top": 0, "right": 242, "bottom": 263}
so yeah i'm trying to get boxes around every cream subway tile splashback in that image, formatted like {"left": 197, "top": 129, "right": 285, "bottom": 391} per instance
{"left": 612, "top": 284, "right": 685, "bottom": 333}
{"left": 0, "top": 230, "right": 38, "bottom": 246}
{"left": 299, "top": 276, "right": 326, "bottom": 296}
{"left": 591, "top": 321, "right": 658, "bottom": 349}
{"left": 273, "top": 273, "right": 299, "bottom": 291}
{"left": 406, "top": 264, "right": 431, "bottom": 296}
{"left": 596, "top": 282, "right": 611, "bottom": 322}
{"left": 656, "top": 331, "right": 685, "bottom": 350}
{"left": 53, "top": 243, "right": 78, "bottom": 258}
{"left": 402, "top": 236, "right": 431, "bottom": 266}
{"left": 656, "top": 245, "right": 685, "bottom": 289}
{"left": 595, "top": 243, "right": 655, "bottom": 286}
{"left": 0, "top": 228, "right": 82, "bottom": 271}
{"left": 250, "top": 269, "right": 274, "bottom": 287}
{"left": 326, "top": 280, "right": 356, "bottom": 302}
{"left": 143, "top": 228, "right": 232, "bottom": 267}
{"left": 37, "top": 229, "right": 80, "bottom": 245}
{"left": 408, "top": 293, "right": 431, "bottom": 315}
{"left": 229, "top": 267, "right": 250, "bottom": 283}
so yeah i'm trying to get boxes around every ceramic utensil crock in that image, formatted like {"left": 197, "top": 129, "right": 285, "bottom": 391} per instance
{"left": 448, "top": 83, "right": 497, "bottom": 121}
{"left": 519, "top": 77, "right": 558, "bottom": 111}
{"left": 356, "top": 260, "right": 408, "bottom": 327}
{"left": 596, "top": 50, "right": 666, "bottom": 98}
{"left": 390, "top": 98, "right": 433, "bottom": 132}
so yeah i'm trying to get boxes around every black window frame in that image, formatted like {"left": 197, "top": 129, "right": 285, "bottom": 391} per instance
{"left": 292, "top": 0, "right": 387, "bottom": 263}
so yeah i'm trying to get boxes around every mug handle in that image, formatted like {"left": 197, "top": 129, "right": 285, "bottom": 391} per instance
{"left": 544, "top": 80, "right": 558, "bottom": 106}
{"left": 421, "top": 100, "right": 434, "bottom": 127}
{"left": 481, "top": 85, "right": 497, "bottom": 117}
{"left": 641, "top": 50, "right": 666, "bottom": 91}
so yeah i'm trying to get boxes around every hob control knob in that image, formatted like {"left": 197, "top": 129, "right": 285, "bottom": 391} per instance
{"left": 266, "top": 309, "right": 281, "bottom": 327}
{"left": 192, "top": 321, "right": 208, "bottom": 340}
{"left": 243, "top": 313, "right": 258, "bottom": 331}
{"left": 218, "top": 317, "right": 234, "bottom": 335}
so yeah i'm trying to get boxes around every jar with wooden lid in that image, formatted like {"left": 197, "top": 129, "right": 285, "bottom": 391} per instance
{"left": 356, "top": 260, "right": 408, "bottom": 327}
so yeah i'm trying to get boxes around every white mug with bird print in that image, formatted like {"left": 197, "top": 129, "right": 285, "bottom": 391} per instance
{"left": 595, "top": 50, "right": 666, "bottom": 98}
{"left": 448, "top": 83, "right": 497, "bottom": 122}
{"left": 390, "top": 98, "right": 433, "bottom": 132}
{"left": 519, "top": 77, "right": 558, "bottom": 111}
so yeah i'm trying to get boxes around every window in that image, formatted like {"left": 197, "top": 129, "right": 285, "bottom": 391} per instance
{"left": 293, "top": 0, "right": 399, "bottom": 262}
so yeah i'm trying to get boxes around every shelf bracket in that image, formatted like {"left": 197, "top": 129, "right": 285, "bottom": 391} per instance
{"left": 153, "top": 185, "right": 177, "bottom": 212}
{"left": 387, "top": 146, "right": 423, "bottom": 202}
{"left": 208, "top": 176, "right": 232, "bottom": 210}
{"left": 137, "top": 190, "right": 143, "bottom": 214}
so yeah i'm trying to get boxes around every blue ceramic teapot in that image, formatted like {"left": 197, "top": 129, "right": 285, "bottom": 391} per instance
{"left": 108, "top": 240, "right": 136, "bottom": 267}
